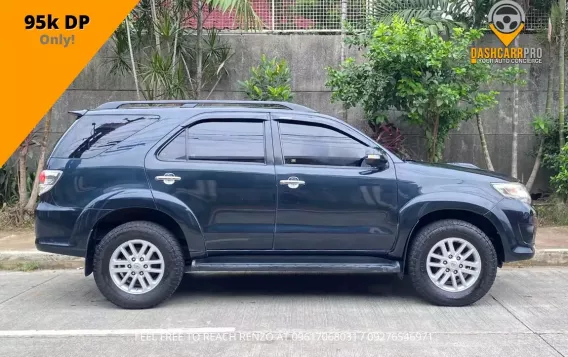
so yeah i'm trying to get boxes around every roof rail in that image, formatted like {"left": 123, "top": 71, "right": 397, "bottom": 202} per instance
{"left": 95, "top": 100, "right": 200, "bottom": 110}
{"left": 94, "top": 100, "right": 317, "bottom": 113}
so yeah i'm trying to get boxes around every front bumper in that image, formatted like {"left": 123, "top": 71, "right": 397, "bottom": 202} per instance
{"left": 484, "top": 198, "right": 536, "bottom": 262}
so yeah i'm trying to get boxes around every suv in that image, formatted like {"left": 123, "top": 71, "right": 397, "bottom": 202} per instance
{"left": 36, "top": 100, "right": 536, "bottom": 309}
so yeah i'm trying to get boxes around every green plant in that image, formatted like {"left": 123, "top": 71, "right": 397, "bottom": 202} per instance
{"left": 327, "top": 18, "right": 512, "bottom": 162}
{"left": 0, "top": 165, "right": 18, "bottom": 206}
{"left": 0, "top": 164, "right": 35, "bottom": 208}
{"left": 239, "top": 55, "right": 293, "bottom": 102}
{"left": 107, "top": 0, "right": 262, "bottom": 100}
{"left": 549, "top": 143, "right": 568, "bottom": 201}
{"left": 542, "top": 117, "right": 564, "bottom": 172}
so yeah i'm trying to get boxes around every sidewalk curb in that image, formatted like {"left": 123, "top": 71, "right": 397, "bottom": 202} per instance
{"left": 507, "top": 249, "right": 568, "bottom": 267}
{"left": 1, "top": 249, "right": 568, "bottom": 271}
{"left": 0, "top": 251, "right": 84, "bottom": 270}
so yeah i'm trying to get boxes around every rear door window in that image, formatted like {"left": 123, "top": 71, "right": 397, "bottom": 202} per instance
{"left": 158, "top": 120, "right": 266, "bottom": 163}
{"left": 52, "top": 114, "right": 159, "bottom": 159}
{"left": 187, "top": 121, "right": 265, "bottom": 163}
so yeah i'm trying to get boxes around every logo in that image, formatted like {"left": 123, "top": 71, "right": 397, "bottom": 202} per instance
{"left": 488, "top": 0, "right": 525, "bottom": 47}
{"left": 470, "top": 0, "right": 542, "bottom": 65}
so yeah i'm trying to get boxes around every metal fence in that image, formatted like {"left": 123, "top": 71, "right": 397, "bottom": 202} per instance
{"left": 199, "top": 1, "right": 552, "bottom": 33}
{"left": 200, "top": 0, "right": 368, "bottom": 32}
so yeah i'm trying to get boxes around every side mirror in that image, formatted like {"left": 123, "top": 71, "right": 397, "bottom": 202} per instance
{"left": 364, "top": 153, "right": 388, "bottom": 169}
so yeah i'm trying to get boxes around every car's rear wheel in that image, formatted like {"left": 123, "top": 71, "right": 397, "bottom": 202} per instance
{"left": 93, "top": 221, "right": 185, "bottom": 309}
{"left": 407, "top": 219, "right": 498, "bottom": 306}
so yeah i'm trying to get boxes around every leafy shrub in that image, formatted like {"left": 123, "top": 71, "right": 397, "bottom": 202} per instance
{"left": 0, "top": 165, "right": 19, "bottom": 206}
{"left": 326, "top": 17, "right": 519, "bottom": 162}
{"left": 550, "top": 143, "right": 568, "bottom": 201}
{"left": 240, "top": 55, "right": 293, "bottom": 102}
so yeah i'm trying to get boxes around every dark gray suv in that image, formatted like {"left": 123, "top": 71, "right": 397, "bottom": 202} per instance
{"left": 35, "top": 100, "right": 536, "bottom": 309}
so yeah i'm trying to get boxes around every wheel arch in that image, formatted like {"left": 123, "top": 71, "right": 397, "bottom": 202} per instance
{"left": 84, "top": 207, "right": 195, "bottom": 276}
{"left": 399, "top": 209, "right": 504, "bottom": 274}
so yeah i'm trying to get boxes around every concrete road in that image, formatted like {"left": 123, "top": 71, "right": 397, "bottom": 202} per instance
{"left": 0, "top": 268, "right": 567, "bottom": 357}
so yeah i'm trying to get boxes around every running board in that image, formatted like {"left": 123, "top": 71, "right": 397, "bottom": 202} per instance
{"left": 190, "top": 256, "right": 401, "bottom": 273}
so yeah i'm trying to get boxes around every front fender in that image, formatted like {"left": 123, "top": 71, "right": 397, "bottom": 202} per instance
{"left": 389, "top": 192, "right": 499, "bottom": 258}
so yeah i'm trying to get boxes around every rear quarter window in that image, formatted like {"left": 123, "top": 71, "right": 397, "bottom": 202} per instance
{"left": 51, "top": 114, "right": 159, "bottom": 159}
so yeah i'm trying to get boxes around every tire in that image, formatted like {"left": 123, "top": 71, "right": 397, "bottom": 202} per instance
{"left": 407, "top": 219, "right": 498, "bottom": 306}
{"left": 93, "top": 221, "right": 185, "bottom": 309}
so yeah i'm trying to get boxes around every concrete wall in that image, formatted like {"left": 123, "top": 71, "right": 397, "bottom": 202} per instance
{"left": 43, "top": 33, "right": 566, "bottom": 192}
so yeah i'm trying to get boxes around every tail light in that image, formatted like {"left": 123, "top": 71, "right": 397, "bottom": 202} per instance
{"left": 39, "top": 170, "right": 63, "bottom": 196}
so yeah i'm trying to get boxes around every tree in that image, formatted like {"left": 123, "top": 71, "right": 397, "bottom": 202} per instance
{"left": 327, "top": 18, "right": 509, "bottom": 162}
{"left": 369, "top": 0, "right": 507, "bottom": 169}
{"left": 108, "top": 0, "right": 262, "bottom": 100}
{"left": 8, "top": 108, "right": 53, "bottom": 223}
{"left": 526, "top": 1, "right": 566, "bottom": 191}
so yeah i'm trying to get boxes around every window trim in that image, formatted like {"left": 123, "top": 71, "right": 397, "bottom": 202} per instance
{"left": 276, "top": 120, "right": 378, "bottom": 169}
{"left": 156, "top": 119, "right": 268, "bottom": 165}
{"left": 156, "top": 128, "right": 187, "bottom": 162}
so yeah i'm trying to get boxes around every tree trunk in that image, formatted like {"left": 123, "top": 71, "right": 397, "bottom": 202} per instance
{"left": 511, "top": 38, "right": 520, "bottom": 178}
{"left": 526, "top": 43, "right": 555, "bottom": 192}
{"left": 546, "top": 43, "right": 554, "bottom": 116}
{"left": 17, "top": 137, "right": 31, "bottom": 220}
{"left": 339, "top": 0, "right": 348, "bottom": 122}
{"left": 559, "top": 0, "right": 566, "bottom": 149}
{"left": 526, "top": 137, "right": 543, "bottom": 192}
{"left": 125, "top": 17, "right": 141, "bottom": 101}
{"left": 150, "top": 0, "right": 161, "bottom": 53}
{"left": 25, "top": 108, "right": 52, "bottom": 212}
{"left": 195, "top": 0, "right": 204, "bottom": 99}
{"left": 429, "top": 114, "right": 440, "bottom": 162}
{"left": 476, "top": 113, "right": 494, "bottom": 171}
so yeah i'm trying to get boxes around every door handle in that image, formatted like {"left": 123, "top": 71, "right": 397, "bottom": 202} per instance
{"left": 155, "top": 173, "right": 181, "bottom": 185}
{"left": 279, "top": 177, "right": 305, "bottom": 189}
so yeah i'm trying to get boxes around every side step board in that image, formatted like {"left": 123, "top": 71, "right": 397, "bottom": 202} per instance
{"left": 190, "top": 256, "right": 401, "bottom": 274}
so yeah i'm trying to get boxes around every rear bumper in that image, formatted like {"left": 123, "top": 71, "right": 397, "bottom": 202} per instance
{"left": 485, "top": 199, "right": 536, "bottom": 262}
{"left": 35, "top": 202, "right": 88, "bottom": 258}
{"left": 35, "top": 241, "right": 85, "bottom": 257}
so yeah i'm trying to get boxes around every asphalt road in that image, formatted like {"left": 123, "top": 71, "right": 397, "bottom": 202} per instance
{"left": 0, "top": 267, "right": 567, "bottom": 357}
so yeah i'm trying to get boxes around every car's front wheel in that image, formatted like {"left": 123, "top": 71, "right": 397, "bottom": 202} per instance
{"left": 407, "top": 219, "right": 498, "bottom": 306}
{"left": 93, "top": 221, "right": 185, "bottom": 309}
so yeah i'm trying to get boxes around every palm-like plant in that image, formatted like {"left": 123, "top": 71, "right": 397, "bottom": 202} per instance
{"left": 107, "top": 0, "right": 262, "bottom": 100}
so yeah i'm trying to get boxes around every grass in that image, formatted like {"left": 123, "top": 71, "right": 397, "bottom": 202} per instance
{"left": 0, "top": 262, "right": 40, "bottom": 272}
{"left": 534, "top": 198, "right": 568, "bottom": 227}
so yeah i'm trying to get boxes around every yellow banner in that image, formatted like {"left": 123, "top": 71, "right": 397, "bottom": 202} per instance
{"left": 0, "top": 0, "right": 139, "bottom": 165}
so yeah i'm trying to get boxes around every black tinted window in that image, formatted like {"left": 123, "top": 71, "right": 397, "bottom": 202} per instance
{"left": 158, "top": 131, "right": 186, "bottom": 161}
{"left": 52, "top": 114, "right": 158, "bottom": 159}
{"left": 187, "top": 121, "right": 265, "bottom": 163}
{"left": 280, "top": 122, "right": 368, "bottom": 167}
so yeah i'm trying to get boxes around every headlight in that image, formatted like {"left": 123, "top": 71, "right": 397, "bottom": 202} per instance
{"left": 491, "top": 182, "right": 531, "bottom": 205}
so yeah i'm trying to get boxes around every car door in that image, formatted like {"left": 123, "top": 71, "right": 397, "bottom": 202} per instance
{"left": 271, "top": 114, "right": 398, "bottom": 251}
{"left": 145, "top": 112, "right": 277, "bottom": 251}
